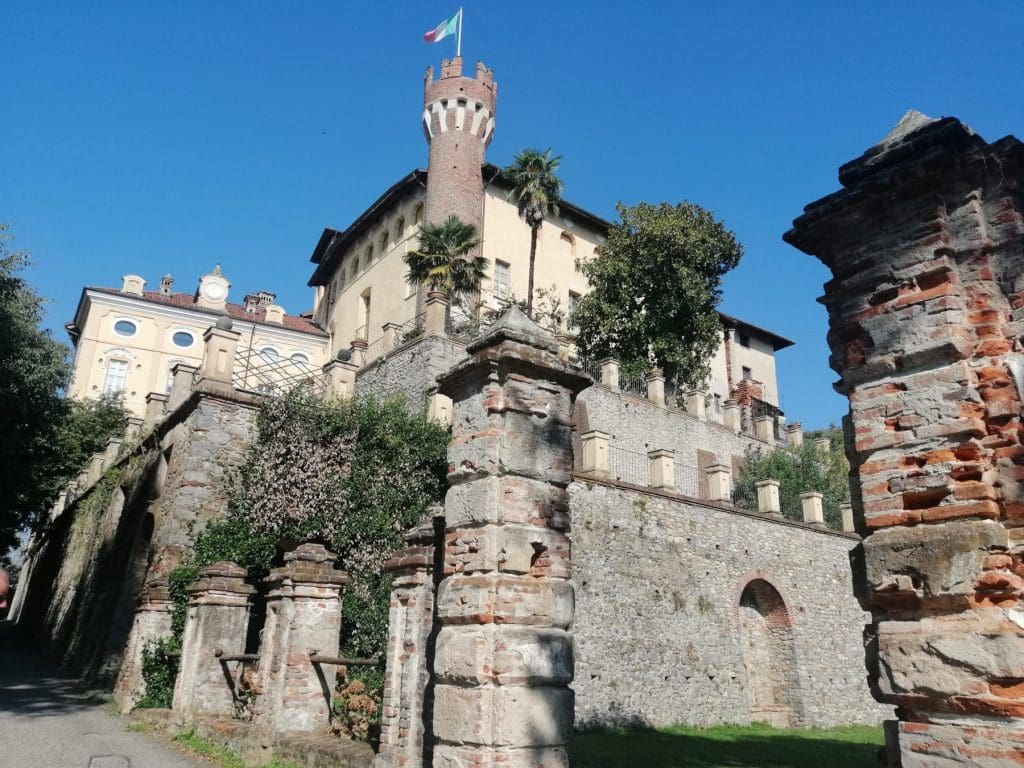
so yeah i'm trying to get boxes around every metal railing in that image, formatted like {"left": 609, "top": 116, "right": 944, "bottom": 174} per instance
{"left": 673, "top": 463, "right": 700, "bottom": 498}
{"left": 620, "top": 372, "right": 647, "bottom": 397}
{"left": 233, "top": 348, "right": 327, "bottom": 397}
{"left": 397, "top": 313, "right": 427, "bottom": 345}
{"left": 608, "top": 445, "right": 648, "bottom": 486}
{"left": 571, "top": 356, "right": 602, "bottom": 383}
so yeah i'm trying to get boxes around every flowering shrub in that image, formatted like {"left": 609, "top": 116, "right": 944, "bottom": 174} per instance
{"left": 331, "top": 675, "right": 382, "bottom": 743}
{"left": 158, "top": 390, "right": 448, "bottom": 714}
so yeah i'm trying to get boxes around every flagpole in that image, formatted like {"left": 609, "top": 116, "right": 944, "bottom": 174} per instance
{"left": 456, "top": 7, "right": 463, "bottom": 57}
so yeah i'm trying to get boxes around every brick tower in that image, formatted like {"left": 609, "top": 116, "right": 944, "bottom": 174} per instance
{"left": 419, "top": 57, "right": 497, "bottom": 312}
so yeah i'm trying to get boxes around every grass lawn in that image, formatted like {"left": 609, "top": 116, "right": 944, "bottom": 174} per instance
{"left": 572, "top": 723, "right": 884, "bottom": 768}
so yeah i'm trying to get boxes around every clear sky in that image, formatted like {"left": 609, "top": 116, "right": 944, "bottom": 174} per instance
{"left": 4, "top": 2, "right": 1023, "bottom": 429}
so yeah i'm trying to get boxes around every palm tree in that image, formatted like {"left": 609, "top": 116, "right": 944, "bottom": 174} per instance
{"left": 404, "top": 215, "right": 486, "bottom": 302}
{"left": 504, "top": 148, "right": 564, "bottom": 318}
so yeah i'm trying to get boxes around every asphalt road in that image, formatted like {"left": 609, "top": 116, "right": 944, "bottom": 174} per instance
{"left": 0, "top": 621, "right": 205, "bottom": 768}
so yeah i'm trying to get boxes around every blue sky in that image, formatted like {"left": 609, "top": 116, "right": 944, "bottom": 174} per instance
{"left": 3, "top": 1, "right": 1023, "bottom": 429}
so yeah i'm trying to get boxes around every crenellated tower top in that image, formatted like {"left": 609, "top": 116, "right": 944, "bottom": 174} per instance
{"left": 422, "top": 56, "right": 497, "bottom": 146}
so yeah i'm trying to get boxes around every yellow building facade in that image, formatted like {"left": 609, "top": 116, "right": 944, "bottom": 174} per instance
{"left": 67, "top": 268, "right": 329, "bottom": 417}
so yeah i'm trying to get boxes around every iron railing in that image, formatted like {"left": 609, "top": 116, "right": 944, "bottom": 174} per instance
{"left": 620, "top": 372, "right": 647, "bottom": 398}
{"left": 233, "top": 348, "right": 327, "bottom": 397}
{"left": 608, "top": 445, "right": 648, "bottom": 486}
{"left": 673, "top": 463, "right": 701, "bottom": 498}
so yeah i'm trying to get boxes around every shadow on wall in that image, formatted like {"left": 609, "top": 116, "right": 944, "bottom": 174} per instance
{"left": 571, "top": 724, "right": 883, "bottom": 768}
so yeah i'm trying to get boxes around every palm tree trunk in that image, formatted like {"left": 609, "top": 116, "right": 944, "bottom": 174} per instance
{"left": 527, "top": 225, "right": 538, "bottom": 318}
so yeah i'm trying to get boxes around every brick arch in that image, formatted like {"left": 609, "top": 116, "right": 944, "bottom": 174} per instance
{"left": 733, "top": 570, "right": 794, "bottom": 628}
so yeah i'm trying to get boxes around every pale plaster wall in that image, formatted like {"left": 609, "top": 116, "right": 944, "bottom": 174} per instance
{"left": 70, "top": 291, "right": 328, "bottom": 417}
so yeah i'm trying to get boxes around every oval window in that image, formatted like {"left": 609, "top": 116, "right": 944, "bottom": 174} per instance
{"left": 113, "top": 319, "right": 138, "bottom": 337}
{"left": 172, "top": 331, "right": 194, "bottom": 348}
{"left": 259, "top": 347, "right": 279, "bottom": 362}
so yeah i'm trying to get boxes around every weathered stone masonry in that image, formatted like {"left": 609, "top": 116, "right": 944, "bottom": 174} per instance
{"left": 569, "top": 479, "right": 886, "bottom": 729}
{"left": 786, "top": 113, "right": 1024, "bottom": 765}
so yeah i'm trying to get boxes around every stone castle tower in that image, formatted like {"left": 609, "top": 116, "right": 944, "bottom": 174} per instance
{"left": 422, "top": 56, "right": 497, "bottom": 231}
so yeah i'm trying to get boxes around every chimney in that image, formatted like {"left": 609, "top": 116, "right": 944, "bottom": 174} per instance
{"left": 121, "top": 274, "right": 145, "bottom": 296}
{"left": 159, "top": 274, "right": 174, "bottom": 296}
{"left": 243, "top": 293, "right": 260, "bottom": 314}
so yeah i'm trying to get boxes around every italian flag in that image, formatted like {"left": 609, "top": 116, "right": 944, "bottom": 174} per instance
{"left": 423, "top": 9, "right": 460, "bottom": 43}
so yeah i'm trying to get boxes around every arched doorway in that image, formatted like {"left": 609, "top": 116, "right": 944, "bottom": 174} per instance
{"left": 737, "top": 577, "right": 802, "bottom": 727}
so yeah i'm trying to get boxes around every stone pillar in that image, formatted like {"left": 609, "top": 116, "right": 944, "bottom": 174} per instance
{"left": 172, "top": 562, "right": 255, "bottom": 722}
{"left": 255, "top": 544, "right": 351, "bottom": 739}
{"left": 754, "top": 415, "right": 775, "bottom": 445}
{"left": 200, "top": 322, "right": 241, "bottom": 385}
{"left": 685, "top": 389, "right": 706, "bottom": 420}
{"left": 350, "top": 338, "right": 369, "bottom": 368}
{"left": 599, "top": 357, "right": 619, "bottom": 390}
{"left": 646, "top": 368, "right": 666, "bottom": 406}
{"left": 785, "top": 112, "right": 1024, "bottom": 764}
{"left": 114, "top": 580, "right": 173, "bottom": 713}
{"left": 124, "top": 416, "right": 145, "bottom": 442}
{"left": 756, "top": 479, "right": 782, "bottom": 515}
{"left": 579, "top": 430, "right": 610, "bottom": 478}
{"left": 812, "top": 436, "right": 831, "bottom": 456}
{"left": 426, "top": 390, "right": 454, "bottom": 428}
{"left": 168, "top": 363, "right": 199, "bottom": 411}
{"left": 382, "top": 322, "right": 402, "bottom": 354}
{"left": 324, "top": 358, "right": 359, "bottom": 399}
{"left": 786, "top": 422, "right": 804, "bottom": 448}
{"left": 722, "top": 399, "right": 741, "bottom": 433}
{"left": 800, "top": 491, "right": 825, "bottom": 526}
{"left": 840, "top": 503, "right": 855, "bottom": 534}
{"left": 376, "top": 517, "right": 440, "bottom": 768}
{"left": 705, "top": 463, "right": 731, "bottom": 503}
{"left": 647, "top": 449, "right": 675, "bottom": 491}
{"left": 86, "top": 452, "right": 105, "bottom": 485}
{"left": 425, "top": 292, "right": 448, "bottom": 336}
{"left": 103, "top": 437, "right": 123, "bottom": 470}
{"left": 432, "top": 306, "right": 590, "bottom": 767}
{"left": 145, "top": 392, "right": 168, "bottom": 426}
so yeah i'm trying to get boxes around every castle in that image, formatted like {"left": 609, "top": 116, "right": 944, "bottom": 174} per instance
{"left": 10, "top": 57, "right": 893, "bottom": 766}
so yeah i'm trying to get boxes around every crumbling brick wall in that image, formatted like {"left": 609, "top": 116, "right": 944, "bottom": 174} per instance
{"left": 785, "top": 112, "right": 1024, "bottom": 765}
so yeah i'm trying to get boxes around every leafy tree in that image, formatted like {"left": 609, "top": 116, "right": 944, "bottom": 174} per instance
{"left": 573, "top": 202, "right": 743, "bottom": 389}
{"left": 504, "top": 148, "right": 563, "bottom": 318}
{"left": 404, "top": 215, "right": 486, "bottom": 302}
{"left": 733, "top": 426, "right": 850, "bottom": 529}
{"left": 0, "top": 225, "right": 72, "bottom": 557}
{"left": 0, "top": 226, "right": 129, "bottom": 562}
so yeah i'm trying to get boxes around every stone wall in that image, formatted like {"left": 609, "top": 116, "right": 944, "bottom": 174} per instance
{"left": 575, "top": 383, "right": 770, "bottom": 491}
{"left": 569, "top": 479, "right": 887, "bottom": 729}
{"left": 354, "top": 334, "right": 467, "bottom": 412}
{"left": 15, "top": 382, "right": 260, "bottom": 685}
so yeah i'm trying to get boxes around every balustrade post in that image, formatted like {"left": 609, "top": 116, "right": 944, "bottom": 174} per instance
{"left": 598, "top": 357, "right": 619, "bottom": 390}
{"left": 646, "top": 368, "right": 666, "bottom": 406}
{"left": 200, "top": 319, "right": 241, "bottom": 386}
{"left": 756, "top": 479, "right": 782, "bottom": 515}
{"left": 647, "top": 449, "right": 675, "bottom": 491}
{"left": 801, "top": 491, "right": 825, "bottom": 526}
{"left": 579, "top": 431, "right": 610, "bottom": 478}
{"left": 705, "top": 463, "right": 732, "bottom": 502}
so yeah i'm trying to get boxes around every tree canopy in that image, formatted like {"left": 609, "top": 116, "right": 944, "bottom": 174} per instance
{"left": 504, "top": 148, "right": 563, "bottom": 317}
{"left": 0, "top": 225, "right": 128, "bottom": 564}
{"left": 573, "top": 202, "right": 743, "bottom": 388}
{"left": 404, "top": 215, "right": 486, "bottom": 301}
{"left": 733, "top": 427, "right": 850, "bottom": 529}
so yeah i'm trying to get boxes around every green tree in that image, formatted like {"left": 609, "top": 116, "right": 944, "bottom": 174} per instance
{"left": 0, "top": 225, "right": 72, "bottom": 557}
{"left": 504, "top": 148, "right": 564, "bottom": 318}
{"left": 573, "top": 202, "right": 743, "bottom": 389}
{"left": 404, "top": 215, "right": 486, "bottom": 302}
{"left": 733, "top": 426, "right": 850, "bottom": 529}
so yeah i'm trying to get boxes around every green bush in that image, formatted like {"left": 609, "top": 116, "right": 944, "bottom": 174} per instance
{"left": 733, "top": 426, "right": 849, "bottom": 529}
{"left": 137, "top": 638, "right": 179, "bottom": 709}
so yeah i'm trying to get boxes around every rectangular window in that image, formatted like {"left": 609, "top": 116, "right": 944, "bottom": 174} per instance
{"left": 494, "top": 260, "right": 511, "bottom": 301}
{"left": 742, "top": 366, "right": 753, "bottom": 380}
{"left": 357, "top": 289, "right": 371, "bottom": 340}
{"left": 567, "top": 291, "right": 581, "bottom": 330}
{"left": 738, "top": 332, "right": 751, "bottom": 348}
{"left": 104, "top": 359, "right": 128, "bottom": 394}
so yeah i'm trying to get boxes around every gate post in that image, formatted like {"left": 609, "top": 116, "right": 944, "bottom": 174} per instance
{"left": 786, "top": 112, "right": 1024, "bottom": 764}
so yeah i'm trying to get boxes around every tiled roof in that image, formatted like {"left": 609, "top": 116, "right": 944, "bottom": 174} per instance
{"left": 87, "top": 287, "right": 328, "bottom": 337}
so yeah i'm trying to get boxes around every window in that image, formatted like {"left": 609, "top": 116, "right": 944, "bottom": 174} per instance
{"left": 560, "top": 232, "right": 576, "bottom": 261}
{"left": 171, "top": 330, "right": 194, "bottom": 348}
{"left": 290, "top": 352, "right": 311, "bottom": 368}
{"left": 394, "top": 217, "right": 405, "bottom": 240}
{"left": 104, "top": 359, "right": 129, "bottom": 393}
{"left": 742, "top": 366, "right": 753, "bottom": 381}
{"left": 413, "top": 203, "right": 424, "bottom": 225}
{"left": 568, "top": 291, "right": 581, "bottom": 331}
{"left": 739, "top": 332, "right": 751, "bottom": 348}
{"left": 259, "top": 347, "right": 279, "bottom": 363}
{"left": 357, "top": 289, "right": 371, "bottom": 339}
{"left": 364, "top": 245, "right": 374, "bottom": 268}
{"left": 494, "top": 261, "right": 511, "bottom": 301}
{"left": 714, "top": 393, "right": 723, "bottom": 413}
{"left": 165, "top": 359, "right": 184, "bottom": 393}
{"left": 113, "top": 319, "right": 138, "bottom": 337}
{"left": 379, "top": 230, "right": 390, "bottom": 253}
